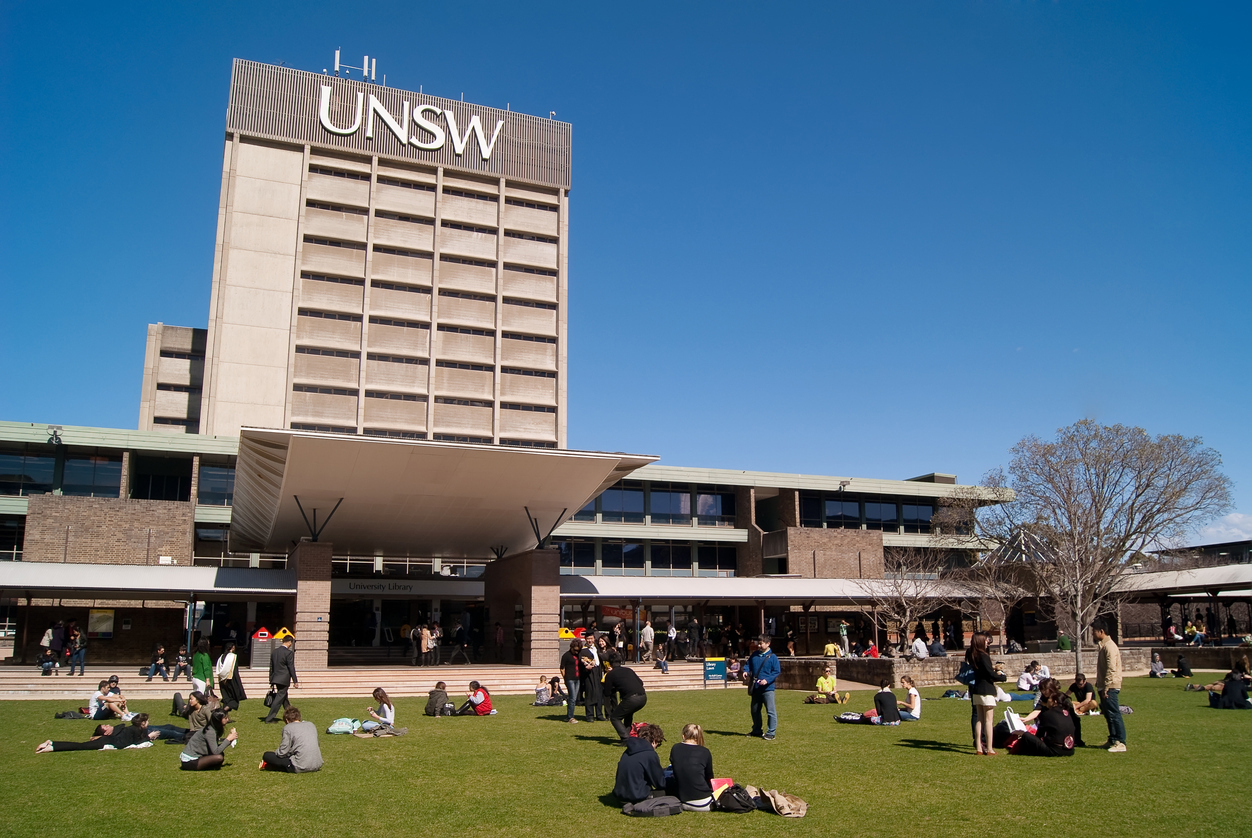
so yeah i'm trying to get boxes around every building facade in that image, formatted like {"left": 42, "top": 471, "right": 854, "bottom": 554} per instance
{"left": 141, "top": 59, "right": 571, "bottom": 449}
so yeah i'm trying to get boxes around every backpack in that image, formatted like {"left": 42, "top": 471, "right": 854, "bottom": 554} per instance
{"left": 956, "top": 661, "right": 977, "bottom": 686}
{"left": 326, "top": 718, "right": 361, "bottom": 734}
{"left": 715, "top": 783, "right": 757, "bottom": 813}
{"left": 623, "top": 796, "right": 683, "bottom": 817}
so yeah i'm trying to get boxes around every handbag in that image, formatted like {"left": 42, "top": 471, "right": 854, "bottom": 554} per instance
{"left": 1004, "top": 708, "right": 1026, "bottom": 733}
{"left": 264, "top": 686, "right": 277, "bottom": 708}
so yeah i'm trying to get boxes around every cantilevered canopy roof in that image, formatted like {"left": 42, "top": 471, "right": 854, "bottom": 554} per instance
{"left": 229, "top": 429, "right": 656, "bottom": 557}
{"left": 1115, "top": 564, "right": 1252, "bottom": 597}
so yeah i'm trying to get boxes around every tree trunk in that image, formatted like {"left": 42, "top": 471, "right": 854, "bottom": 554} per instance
{"left": 1072, "top": 594, "right": 1085, "bottom": 677}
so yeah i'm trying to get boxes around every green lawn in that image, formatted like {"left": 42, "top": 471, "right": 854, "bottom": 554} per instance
{"left": 0, "top": 677, "right": 1246, "bottom": 837}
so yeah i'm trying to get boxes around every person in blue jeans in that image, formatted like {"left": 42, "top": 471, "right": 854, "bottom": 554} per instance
{"left": 747, "top": 634, "right": 780, "bottom": 740}
{"left": 560, "top": 638, "right": 584, "bottom": 723}
{"left": 147, "top": 644, "right": 170, "bottom": 682}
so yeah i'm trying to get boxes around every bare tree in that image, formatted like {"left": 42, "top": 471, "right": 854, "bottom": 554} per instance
{"left": 958, "top": 534, "right": 1035, "bottom": 654}
{"left": 857, "top": 547, "right": 959, "bottom": 655}
{"left": 976, "top": 420, "right": 1232, "bottom": 674}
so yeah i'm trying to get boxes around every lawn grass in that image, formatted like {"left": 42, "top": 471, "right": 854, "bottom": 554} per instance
{"left": 0, "top": 677, "right": 1246, "bottom": 837}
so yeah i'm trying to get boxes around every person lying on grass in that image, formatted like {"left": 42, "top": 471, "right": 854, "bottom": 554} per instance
{"left": 37, "top": 713, "right": 159, "bottom": 753}
{"left": 613, "top": 723, "right": 666, "bottom": 804}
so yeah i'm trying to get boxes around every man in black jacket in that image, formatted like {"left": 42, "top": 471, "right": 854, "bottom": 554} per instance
{"left": 263, "top": 636, "right": 299, "bottom": 723}
{"left": 559, "top": 639, "right": 583, "bottom": 724}
{"left": 613, "top": 724, "right": 665, "bottom": 803}
{"left": 603, "top": 655, "right": 647, "bottom": 742}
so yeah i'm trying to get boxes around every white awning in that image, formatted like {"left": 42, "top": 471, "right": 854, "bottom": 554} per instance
{"left": 559, "top": 575, "right": 975, "bottom": 604}
{"left": 230, "top": 428, "right": 656, "bottom": 558}
{"left": 0, "top": 562, "right": 296, "bottom": 600}
{"left": 1116, "top": 564, "right": 1252, "bottom": 596}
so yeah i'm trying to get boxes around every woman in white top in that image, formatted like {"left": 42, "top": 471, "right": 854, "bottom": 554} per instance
{"left": 897, "top": 675, "right": 922, "bottom": 721}
{"left": 364, "top": 687, "right": 395, "bottom": 730}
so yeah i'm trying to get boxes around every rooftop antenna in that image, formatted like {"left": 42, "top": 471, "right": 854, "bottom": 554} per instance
{"left": 333, "top": 49, "right": 377, "bottom": 81}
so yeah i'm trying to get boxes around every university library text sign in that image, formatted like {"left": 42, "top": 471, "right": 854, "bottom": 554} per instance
{"left": 225, "top": 59, "right": 572, "bottom": 189}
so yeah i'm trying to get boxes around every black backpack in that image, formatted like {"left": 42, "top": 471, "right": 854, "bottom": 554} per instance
{"left": 716, "top": 784, "right": 757, "bottom": 814}
{"left": 623, "top": 796, "right": 683, "bottom": 817}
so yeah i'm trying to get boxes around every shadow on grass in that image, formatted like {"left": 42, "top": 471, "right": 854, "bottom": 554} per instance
{"left": 598, "top": 793, "right": 624, "bottom": 809}
{"left": 704, "top": 729, "right": 752, "bottom": 738}
{"left": 894, "top": 738, "right": 970, "bottom": 753}
{"left": 574, "top": 734, "right": 625, "bottom": 746}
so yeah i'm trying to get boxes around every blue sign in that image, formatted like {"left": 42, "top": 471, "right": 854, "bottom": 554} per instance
{"left": 703, "top": 657, "right": 726, "bottom": 682}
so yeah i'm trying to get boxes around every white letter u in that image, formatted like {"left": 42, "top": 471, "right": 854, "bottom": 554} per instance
{"left": 319, "top": 85, "right": 364, "bottom": 136}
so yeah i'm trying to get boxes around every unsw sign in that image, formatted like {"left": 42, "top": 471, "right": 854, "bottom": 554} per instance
{"left": 319, "top": 86, "right": 505, "bottom": 161}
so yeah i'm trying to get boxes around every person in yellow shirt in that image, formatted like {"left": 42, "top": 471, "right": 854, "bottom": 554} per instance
{"left": 816, "top": 666, "right": 849, "bottom": 704}
{"left": 823, "top": 640, "right": 843, "bottom": 658}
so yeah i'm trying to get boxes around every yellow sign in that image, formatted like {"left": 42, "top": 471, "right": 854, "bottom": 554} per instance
{"left": 272, "top": 627, "right": 294, "bottom": 640}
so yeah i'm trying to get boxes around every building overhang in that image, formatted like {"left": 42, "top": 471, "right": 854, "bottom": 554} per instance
{"left": 229, "top": 428, "right": 656, "bottom": 558}
{"left": 0, "top": 562, "right": 296, "bottom": 601}
{"left": 1115, "top": 564, "right": 1252, "bottom": 598}
{"left": 559, "top": 575, "right": 975, "bottom": 605}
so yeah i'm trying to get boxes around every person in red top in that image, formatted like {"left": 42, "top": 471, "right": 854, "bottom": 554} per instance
{"left": 866, "top": 640, "right": 880, "bottom": 659}
{"left": 456, "top": 681, "right": 495, "bottom": 716}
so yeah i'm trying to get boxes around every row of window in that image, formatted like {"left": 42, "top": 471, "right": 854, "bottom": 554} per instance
{"left": 799, "top": 491, "right": 934, "bottom": 533}
{"left": 299, "top": 308, "right": 558, "bottom": 344}
{"left": 287, "top": 425, "right": 555, "bottom": 449}
{"left": 574, "top": 481, "right": 738, "bottom": 527}
{"left": 0, "top": 448, "right": 234, "bottom": 505}
{"left": 556, "top": 539, "right": 737, "bottom": 578}
{"left": 309, "top": 165, "right": 560, "bottom": 212}
{"left": 296, "top": 345, "right": 553, "bottom": 381}
{"left": 159, "top": 350, "right": 204, "bottom": 361}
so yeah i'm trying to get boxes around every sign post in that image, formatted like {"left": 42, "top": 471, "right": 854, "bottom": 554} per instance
{"left": 703, "top": 657, "right": 727, "bottom": 690}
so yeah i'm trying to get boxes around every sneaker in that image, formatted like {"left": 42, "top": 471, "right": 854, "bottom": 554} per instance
{"left": 1107, "top": 742, "right": 1127, "bottom": 753}
{"left": 489, "top": 709, "right": 497, "bottom": 715}
{"left": 763, "top": 733, "right": 776, "bottom": 741}
{"left": 567, "top": 718, "right": 579, "bottom": 724}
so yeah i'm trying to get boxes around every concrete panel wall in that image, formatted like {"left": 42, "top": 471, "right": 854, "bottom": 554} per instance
{"left": 434, "top": 331, "right": 495, "bottom": 363}
{"left": 293, "top": 353, "right": 359, "bottom": 385}
{"left": 501, "top": 305, "right": 557, "bottom": 336}
{"left": 373, "top": 184, "right": 435, "bottom": 217}
{"left": 298, "top": 278, "right": 364, "bottom": 312}
{"left": 501, "top": 338, "right": 556, "bottom": 370}
{"left": 364, "top": 359, "right": 427, "bottom": 391}
{"left": 440, "top": 194, "right": 498, "bottom": 226}
{"left": 365, "top": 323, "right": 429, "bottom": 355}
{"left": 438, "top": 295, "right": 495, "bottom": 328}
{"left": 432, "top": 402, "right": 493, "bottom": 435}
{"left": 368, "top": 286, "right": 431, "bottom": 320}
{"left": 501, "top": 272, "right": 557, "bottom": 302}
{"left": 501, "top": 237, "right": 558, "bottom": 269}
{"left": 439, "top": 226, "right": 497, "bottom": 261}
{"left": 498, "top": 410, "right": 557, "bottom": 439}
{"left": 371, "top": 252, "right": 433, "bottom": 284}
{"left": 432, "top": 366, "right": 493, "bottom": 399}
{"left": 372, "top": 217, "right": 433, "bottom": 250}
{"left": 303, "top": 208, "right": 367, "bottom": 241}
{"left": 502, "top": 204, "right": 559, "bottom": 237}
{"left": 500, "top": 373, "right": 556, "bottom": 403}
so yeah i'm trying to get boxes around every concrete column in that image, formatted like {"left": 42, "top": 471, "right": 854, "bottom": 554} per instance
{"left": 289, "top": 539, "right": 333, "bottom": 671}
{"left": 482, "top": 548, "right": 561, "bottom": 669}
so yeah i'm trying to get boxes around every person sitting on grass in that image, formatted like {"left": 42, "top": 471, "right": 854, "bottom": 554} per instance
{"left": 549, "top": 674, "right": 567, "bottom": 700}
{"left": 88, "top": 679, "right": 127, "bottom": 720}
{"left": 1173, "top": 654, "right": 1193, "bottom": 678}
{"left": 670, "top": 723, "right": 715, "bottom": 812}
{"left": 260, "top": 707, "right": 323, "bottom": 773}
{"left": 1202, "top": 657, "right": 1252, "bottom": 708}
{"left": 364, "top": 687, "right": 395, "bottom": 730}
{"left": 36, "top": 714, "right": 159, "bottom": 753}
{"left": 425, "top": 681, "right": 451, "bottom": 717}
{"left": 1017, "top": 662, "right": 1041, "bottom": 692}
{"left": 613, "top": 723, "right": 666, "bottom": 804}
{"left": 1066, "top": 674, "right": 1099, "bottom": 715}
{"left": 180, "top": 708, "right": 237, "bottom": 770}
{"left": 535, "top": 675, "right": 551, "bottom": 705}
{"left": 1006, "top": 681, "right": 1075, "bottom": 757}
{"left": 1020, "top": 679, "right": 1085, "bottom": 748}
{"left": 816, "top": 666, "right": 850, "bottom": 704}
{"left": 870, "top": 680, "right": 902, "bottom": 725}
{"left": 455, "top": 681, "right": 495, "bottom": 716}
{"left": 897, "top": 675, "right": 922, "bottom": 721}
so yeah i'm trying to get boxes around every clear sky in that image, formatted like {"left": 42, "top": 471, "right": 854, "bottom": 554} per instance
{"left": 1, "top": 2, "right": 1249, "bottom": 542}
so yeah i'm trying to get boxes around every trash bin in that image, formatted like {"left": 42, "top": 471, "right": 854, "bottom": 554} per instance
{"left": 250, "top": 638, "right": 272, "bottom": 670}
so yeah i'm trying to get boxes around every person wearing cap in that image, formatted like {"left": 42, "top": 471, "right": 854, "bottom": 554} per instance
{"left": 107, "top": 674, "right": 123, "bottom": 695}
{"left": 89, "top": 679, "right": 127, "bottom": 720}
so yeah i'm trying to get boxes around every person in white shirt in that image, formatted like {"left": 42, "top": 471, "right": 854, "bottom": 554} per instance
{"left": 640, "top": 621, "right": 655, "bottom": 661}
{"left": 1017, "top": 663, "right": 1041, "bottom": 692}
{"left": 911, "top": 635, "right": 930, "bottom": 660}
{"left": 667, "top": 622, "right": 677, "bottom": 660}
{"left": 364, "top": 687, "right": 395, "bottom": 730}
{"left": 897, "top": 675, "right": 922, "bottom": 721}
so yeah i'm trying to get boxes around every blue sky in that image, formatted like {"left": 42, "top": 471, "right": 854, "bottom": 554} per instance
{"left": 1, "top": 2, "right": 1249, "bottom": 542}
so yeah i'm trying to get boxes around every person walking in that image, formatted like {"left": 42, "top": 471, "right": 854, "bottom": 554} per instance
{"left": 215, "top": 640, "right": 247, "bottom": 711}
{"left": 747, "top": 634, "right": 780, "bottom": 741}
{"left": 640, "top": 620, "right": 654, "bottom": 661}
{"left": 560, "top": 638, "right": 584, "bottom": 724}
{"left": 262, "top": 636, "right": 298, "bottom": 723}
{"left": 1093, "top": 620, "right": 1126, "bottom": 752}
{"left": 66, "top": 622, "right": 87, "bottom": 676}
{"left": 603, "top": 653, "right": 647, "bottom": 742}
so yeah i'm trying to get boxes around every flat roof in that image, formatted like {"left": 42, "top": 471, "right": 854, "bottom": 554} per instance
{"left": 230, "top": 428, "right": 656, "bottom": 557}
{"left": 631, "top": 464, "right": 1002, "bottom": 500}
{"left": 0, "top": 562, "right": 295, "bottom": 600}
{"left": 0, "top": 420, "right": 238, "bottom": 456}
{"left": 1116, "top": 564, "right": 1252, "bottom": 597}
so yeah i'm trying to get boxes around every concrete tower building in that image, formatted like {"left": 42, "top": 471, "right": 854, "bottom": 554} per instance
{"left": 141, "top": 59, "right": 572, "bottom": 448}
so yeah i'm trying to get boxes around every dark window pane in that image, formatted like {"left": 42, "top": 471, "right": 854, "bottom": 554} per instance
{"left": 0, "top": 452, "right": 56, "bottom": 496}
{"left": 825, "top": 499, "right": 861, "bottom": 529}
{"left": 800, "top": 493, "right": 822, "bottom": 527}
{"left": 865, "top": 502, "right": 898, "bottom": 531}
{"left": 197, "top": 466, "right": 235, "bottom": 506}
{"left": 650, "top": 542, "right": 691, "bottom": 576}
{"left": 573, "top": 499, "right": 596, "bottom": 522}
{"left": 696, "top": 489, "right": 736, "bottom": 526}
{"left": 600, "top": 484, "right": 644, "bottom": 523}
{"left": 649, "top": 485, "right": 691, "bottom": 524}
{"left": 62, "top": 456, "right": 122, "bottom": 498}
{"left": 697, "top": 542, "right": 737, "bottom": 576}
{"left": 902, "top": 504, "right": 933, "bottom": 534}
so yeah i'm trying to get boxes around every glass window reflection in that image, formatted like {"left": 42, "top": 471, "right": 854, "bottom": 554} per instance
{"left": 0, "top": 450, "right": 56, "bottom": 496}
{"left": 600, "top": 482, "right": 644, "bottom": 524}
{"left": 61, "top": 456, "right": 122, "bottom": 498}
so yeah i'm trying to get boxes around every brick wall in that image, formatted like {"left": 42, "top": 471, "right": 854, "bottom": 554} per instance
{"left": 735, "top": 486, "right": 764, "bottom": 577}
{"left": 784, "top": 527, "right": 884, "bottom": 579}
{"left": 290, "top": 540, "right": 333, "bottom": 671}
{"left": 483, "top": 548, "right": 561, "bottom": 669}
{"left": 23, "top": 495, "right": 194, "bottom": 566}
